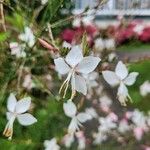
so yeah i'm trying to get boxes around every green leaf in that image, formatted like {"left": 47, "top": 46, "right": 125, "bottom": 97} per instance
{"left": 42, "top": 0, "right": 64, "bottom": 22}
{"left": 81, "top": 32, "right": 89, "bottom": 56}
{"left": 6, "top": 13, "right": 24, "bottom": 30}
{"left": 0, "top": 32, "right": 10, "bottom": 42}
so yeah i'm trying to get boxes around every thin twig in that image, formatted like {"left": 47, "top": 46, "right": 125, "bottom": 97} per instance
{"left": 0, "top": 0, "right": 6, "bottom": 31}
{"left": 47, "top": 23, "right": 59, "bottom": 50}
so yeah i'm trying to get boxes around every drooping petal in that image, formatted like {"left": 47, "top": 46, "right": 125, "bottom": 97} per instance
{"left": 77, "top": 113, "right": 91, "bottom": 123}
{"left": 76, "top": 56, "right": 101, "bottom": 74}
{"left": 118, "top": 82, "right": 128, "bottom": 97}
{"left": 115, "top": 61, "right": 128, "bottom": 80}
{"left": 124, "top": 72, "right": 139, "bottom": 86}
{"left": 15, "top": 97, "right": 31, "bottom": 114}
{"left": 68, "top": 117, "right": 80, "bottom": 133}
{"left": 54, "top": 58, "right": 70, "bottom": 75}
{"left": 7, "top": 93, "right": 17, "bottom": 112}
{"left": 102, "top": 71, "right": 120, "bottom": 86}
{"left": 74, "top": 74, "right": 87, "bottom": 95}
{"left": 63, "top": 101, "right": 77, "bottom": 118}
{"left": 117, "top": 82, "right": 129, "bottom": 106}
{"left": 65, "top": 46, "right": 83, "bottom": 67}
{"left": 17, "top": 113, "right": 37, "bottom": 126}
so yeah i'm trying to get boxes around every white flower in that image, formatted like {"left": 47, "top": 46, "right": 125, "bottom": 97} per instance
{"left": 82, "top": 16, "right": 94, "bottom": 26}
{"left": 102, "top": 61, "right": 139, "bottom": 106}
{"left": 19, "top": 27, "right": 35, "bottom": 47}
{"left": 133, "top": 24, "right": 144, "bottom": 35}
{"left": 72, "top": 16, "right": 94, "bottom": 27}
{"left": 94, "top": 38, "right": 105, "bottom": 52}
{"left": 62, "top": 41, "right": 72, "bottom": 49}
{"left": 63, "top": 101, "right": 91, "bottom": 134}
{"left": 99, "top": 95, "right": 112, "bottom": 108}
{"left": 85, "top": 107, "right": 98, "bottom": 119}
{"left": 108, "top": 52, "right": 116, "bottom": 62}
{"left": 3, "top": 93, "right": 37, "bottom": 140}
{"left": 76, "top": 131, "right": 86, "bottom": 150}
{"left": 10, "top": 42, "right": 26, "bottom": 58}
{"left": 118, "top": 119, "right": 130, "bottom": 133}
{"left": 94, "top": 38, "right": 115, "bottom": 52}
{"left": 41, "top": 0, "right": 48, "bottom": 5}
{"left": 83, "top": 72, "right": 99, "bottom": 91}
{"left": 54, "top": 45, "right": 100, "bottom": 99}
{"left": 63, "top": 133, "right": 74, "bottom": 148}
{"left": 105, "top": 38, "right": 115, "bottom": 51}
{"left": 93, "top": 131, "right": 107, "bottom": 145}
{"left": 72, "top": 18, "right": 81, "bottom": 27}
{"left": 44, "top": 138, "right": 60, "bottom": 150}
{"left": 140, "top": 81, "right": 150, "bottom": 96}
{"left": 131, "top": 109, "right": 147, "bottom": 129}
{"left": 98, "top": 116, "right": 117, "bottom": 133}
{"left": 22, "top": 74, "right": 35, "bottom": 90}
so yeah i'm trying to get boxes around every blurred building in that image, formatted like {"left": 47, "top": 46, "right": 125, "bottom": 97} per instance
{"left": 74, "top": 0, "right": 150, "bottom": 17}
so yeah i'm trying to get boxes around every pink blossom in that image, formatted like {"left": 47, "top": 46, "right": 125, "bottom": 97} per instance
{"left": 133, "top": 127, "right": 144, "bottom": 141}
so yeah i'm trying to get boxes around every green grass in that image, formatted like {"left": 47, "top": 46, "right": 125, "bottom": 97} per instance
{"left": 117, "top": 41, "right": 150, "bottom": 52}
{"left": 128, "top": 60, "right": 150, "bottom": 111}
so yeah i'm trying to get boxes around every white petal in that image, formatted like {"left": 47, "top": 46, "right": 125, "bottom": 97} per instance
{"left": 102, "top": 71, "right": 120, "bottom": 86}
{"left": 76, "top": 56, "right": 101, "bottom": 74}
{"left": 54, "top": 58, "right": 70, "bottom": 75}
{"left": 7, "top": 93, "right": 17, "bottom": 112}
{"left": 6, "top": 112, "right": 14, "bottom": 120}
{"left": 115, "top": 61, "right": 128, "bottom": 80}
{"left": 118, "top": 82, "right": 128, "bottom": 96}
{"left": 77, "top": 113, "right": 91, "bottom": 123}
{"left": 68, "top": 117, "right": 80, "bottom": 133}
{"left": 63, "top": 101, "right": 77, "bottom": 118}
{"left": 63, "top": 41, "right": 72, "bottom": 49}
{"left": 15, "top": 97, "right": 31, "bottom": 113}
{"left": 17, "top": 113, "right": 37, "bottom": 126}
{"left": 117, "top": 83, "right": 129, "bottom": 106}
{"left": 124, "top": 72, "right": 139, "bottom": 86}
{"left": 65, "top": 45, "right": 83, "bottom": 67}
{"left": 74, "top": 74, "right": 87, "bottom": 95}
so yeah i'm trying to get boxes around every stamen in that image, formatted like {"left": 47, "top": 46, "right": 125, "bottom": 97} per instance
{"left": 3, "top": 123, "right": 13, "bottom": 140}
{"left": 59, "top": 71, "right": 73, "bottom": 98}
{"left": 3, "top": 115, "right": 15, "bottom": 140}
{"left": 70, "top": 89, "right": 76, "bottom": 100}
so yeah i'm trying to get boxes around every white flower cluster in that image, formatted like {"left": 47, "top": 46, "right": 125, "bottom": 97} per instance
{"left": 5, "top": 24, "right": 142, "bottom": 149}
{"left": 53, "top": 44, "right": 139, "bottom": 146}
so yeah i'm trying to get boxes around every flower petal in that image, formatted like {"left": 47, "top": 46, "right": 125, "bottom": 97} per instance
{"left": 54, "top": 58, "right": 70, "bottom": 75}
{"left": 65, "top": 45, "right": 83, "bottom": 67}
{"left": 124, "top": 72, "right": 139, "bottom": 86}
{"left": 115, "top": 61, "right": 128, "bottom": 80}
{"left": 77, "top": 113, "right": 91, "bottom": 123}
{"left": 15, "top": 97, "right": 31, "bottom": 113}
{"left": 118, "top": 82, "right": 128, "bottom": 97}
{"left": 17, "top": 113, "right": 37, "bottom": 126}
{"left": 68, "top": 117, "right": 80, "bottom": 133}
{"left": 74, "top": 74, "right": 87, "bottom": 95}
{"left": 102, "top": 71, "right": 119, "bottom": 86}
{"left": 7, "top": 93, "right": 17, "bottom": 112}
{"left": 76, "top": 56, "right": 101, "bottom": 74}
{"left": 6, "top": 112, "right": 14, "bottom": 120}
{"left": 63, "top": 101, "right": 77, "bottom": 118}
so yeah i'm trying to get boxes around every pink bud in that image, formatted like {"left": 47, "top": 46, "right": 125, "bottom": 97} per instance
{"left": 38, "top": 38, "right": 58, "bottom": 52}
